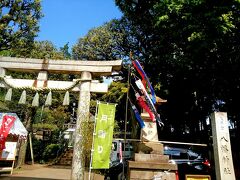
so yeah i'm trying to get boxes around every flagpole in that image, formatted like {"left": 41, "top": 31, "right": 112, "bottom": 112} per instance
{"left": 88, "top": 100, "right": 99, "bottom": 180}
{"left": 122, "top": 61, "right": 131, "bottom": 179}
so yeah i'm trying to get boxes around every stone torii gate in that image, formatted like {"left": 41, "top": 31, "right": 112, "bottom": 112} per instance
{"left": 0, "top": 56, "right": 122, "bottom": 179}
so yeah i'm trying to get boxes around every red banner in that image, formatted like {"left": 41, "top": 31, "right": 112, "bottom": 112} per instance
{"left": 119, "top": 141, "right": 123, "bottom": 163}
{"left": 0, "top": 115, "right": 16, "bottom": 150}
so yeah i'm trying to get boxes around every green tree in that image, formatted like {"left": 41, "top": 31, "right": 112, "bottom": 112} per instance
{"left": 29, "top": 41, "right": 65, "bottom": 59}
{"left": 0, "top": 39, "right": 73, "bottom": 166}
{"left": 60, "top": 42, "right": 71, "bottom": 59}
{"left": 115, "top": 0, "right": 240, "bottom": 139}
{"left": 72, "top": 21, "right": 125, "bottom": 60}
{"left": 100, "top": 81, "right": 128, "bottom": 130}
{"left": 0, "top": 0, "right": 42, "bottom": 52}
{"left": 34, "top": 106, "right": 70, "bottom": 128}
{"left": 114, "top": 2, "right": 240, "bottom": 175}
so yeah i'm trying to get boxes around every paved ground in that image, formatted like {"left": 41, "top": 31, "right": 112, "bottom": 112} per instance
{"left": 0, "top": 164, "right": 71, "bottom": 180}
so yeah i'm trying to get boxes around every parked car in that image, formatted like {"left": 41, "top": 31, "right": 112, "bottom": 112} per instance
{"left": 106, "top": 140, "right": 133, "bottom": 180}
{"left": 105, "top": 161, "right": 127, "bottom": 180}
{"left": 110, "top": 139, "right": 133, "bottom": 164}
{"left": 106, "top": 141, "right": 211, "bottom": 180}
{"left": 164, "top": 146, "right": 211, "bottom": 180}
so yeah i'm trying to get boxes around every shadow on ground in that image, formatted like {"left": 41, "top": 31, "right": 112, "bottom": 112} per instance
{"left": 0, "top": 176, "right": 60, "bottom": 180}
{"left": 0, "top": 164, "right": 71, "bottom": 180}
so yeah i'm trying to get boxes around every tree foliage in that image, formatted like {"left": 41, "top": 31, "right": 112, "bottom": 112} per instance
{"left": 115, "top": 0, "right": 240, "bottom": 140}
{"left": 100, "top": 81, "right": 128, "bottom": 127}
{"left": 29, "top": 41, "right": 65, "bottom": 59}
{"left": 0, "top": 0, "right": 42, "bottom": 51}
{"left": 0, "top": 39, "right": 72, "bottom": 129}
{"left": 34, "top": 106, "right": 70, "bottom": 128}
{"left": 0, "top": 40, "right": 73, "bottom": 164}
{"left": 72, "top": 21, "right": 125, "bottom": 60}
{"left": 60, "top": 42, "right": 71, "bottom": 59}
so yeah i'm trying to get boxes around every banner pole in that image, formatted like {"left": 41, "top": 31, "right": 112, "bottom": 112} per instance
{"left": 88, "top": 100, "right": 99, "bottom": 180}
{"left": 123, "top": 63, "right": 131, "bottom": 179}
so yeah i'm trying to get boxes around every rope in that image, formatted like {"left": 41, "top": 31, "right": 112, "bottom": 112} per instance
{"left": 0, "top": 76, "right": 85, "bottom": 91}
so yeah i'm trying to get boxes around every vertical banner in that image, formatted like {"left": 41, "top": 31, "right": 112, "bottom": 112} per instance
{"left": 119, "top": 141, "right": 123, "bottom": 163}
{"left": 0, "top": 115, "right": 16, "bottom": 150}
{"left": 92, "top": 102, "right": 116, "bottom": 169}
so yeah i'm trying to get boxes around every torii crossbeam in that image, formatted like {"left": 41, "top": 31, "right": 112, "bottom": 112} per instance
{"left": 0, "top": 56, "right": 122, "bottom": 179}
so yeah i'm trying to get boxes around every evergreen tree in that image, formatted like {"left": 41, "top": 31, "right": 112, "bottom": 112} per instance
{"left": 0, "top": 0, "right": 42, "bottom": 52}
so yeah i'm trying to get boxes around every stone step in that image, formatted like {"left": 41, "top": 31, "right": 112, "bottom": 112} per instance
{"left": 128, "top": 161, "right": 177, "bottom": 171}
{"left": 60, "top": 158, "right": 72, "bottom": 161}
{"left": 57, "top": 148, "right": 73, "bottom": 165}
{"left": 134, "top": 153, "right": 169, "bottom": 163}
{"left": 59, "top": 160, "right": 72, "bottom": 165}
{"left": 62, "top": 154, "right": 73, "bottom": 158}
{"left": 129, "top": 170, "right": 176, "bottom": 180}
{"left": 66, "top": 149, "right": 73, "bottom": 153}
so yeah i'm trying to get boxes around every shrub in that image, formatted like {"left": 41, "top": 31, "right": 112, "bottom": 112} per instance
{"left": 43, "top": 144, "right": 60, "bottom": 162}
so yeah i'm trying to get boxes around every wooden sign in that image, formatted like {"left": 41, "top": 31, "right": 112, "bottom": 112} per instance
{"left": 0, "top": 142, "right": 17, "bottom": 174}
{"left": 0, "top": 142, "right": 17, "bottom": 160}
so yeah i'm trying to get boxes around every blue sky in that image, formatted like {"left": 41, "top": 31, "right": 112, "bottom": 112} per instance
{"left": 36, "top": 0, "right": 122, "bottom": 49}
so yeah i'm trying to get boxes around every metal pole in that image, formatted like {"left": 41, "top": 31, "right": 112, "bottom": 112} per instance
{"left": 71, "top": 71, "right": 91, "bottom": 180}
{"left": 88, "top": 100, "right": 99, "bottom": 180}
{"left": 122, "top": 64, "right": 131, "bottom": 179}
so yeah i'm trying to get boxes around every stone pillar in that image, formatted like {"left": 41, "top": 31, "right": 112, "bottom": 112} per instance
{"left": 36, "top": 71, "right": 48, "bottom": 88}
{"left": 211, "top": 112, "right": 235, "bottom": 180}
{"left": 71, "top": 71, "right": 91, "bottom": 180}
{"left": 140, "top": 112, "right": 158, "bottom": 142}
{"left": 0, "top": 67, "right": 6, "bottom": 77}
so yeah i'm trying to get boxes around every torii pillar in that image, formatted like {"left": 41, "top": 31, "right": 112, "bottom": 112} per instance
{"left": 72, "top": 71, "right": 91, "bottom": 179}
{"left": 0, "top": 57, "right": 122, "bottom": 180}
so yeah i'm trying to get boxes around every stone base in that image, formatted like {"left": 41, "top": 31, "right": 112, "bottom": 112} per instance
{"left": 128, "top": 161, "right": 177, "bottom": 180}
